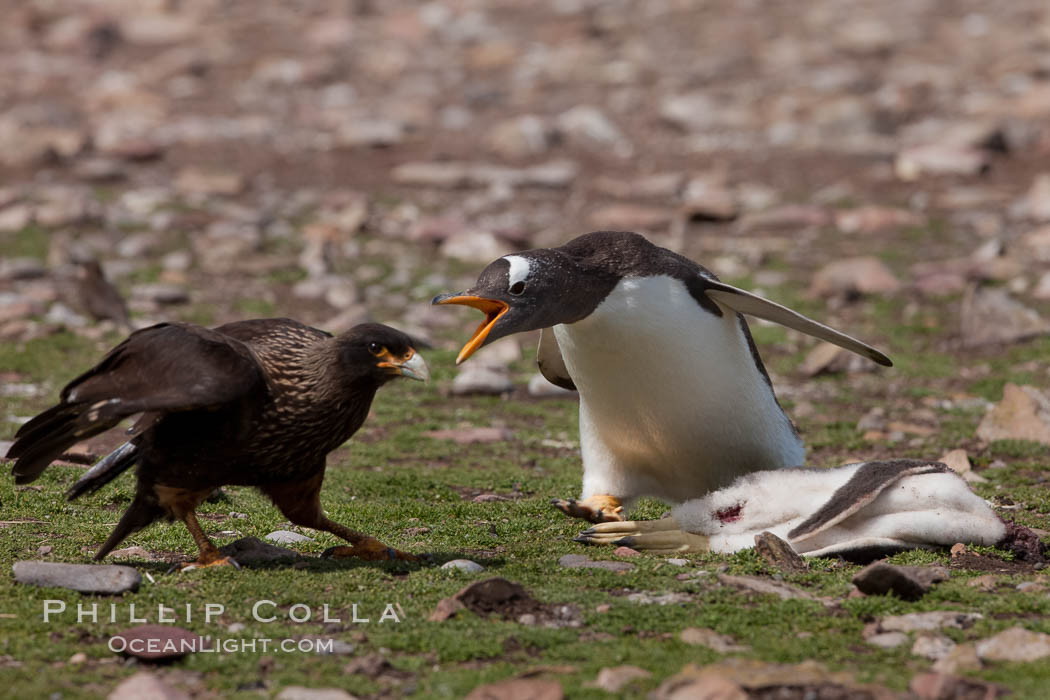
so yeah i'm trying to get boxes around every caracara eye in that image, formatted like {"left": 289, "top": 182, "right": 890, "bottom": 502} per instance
{"left": 368, "top": 342, "right": 384, "bottom": 356}
{"left": 509, "top": 281, "right": 526, "bottom": 295}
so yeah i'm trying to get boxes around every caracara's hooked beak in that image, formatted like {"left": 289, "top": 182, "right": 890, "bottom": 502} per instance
{"left": 377, "top": 349, "right": 430, "bottom": 382}
{"left": 431, "top": 293, "right": 509, "bottom": 364}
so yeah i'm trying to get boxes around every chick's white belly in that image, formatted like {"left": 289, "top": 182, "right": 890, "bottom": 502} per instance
{"left": 552, "top": 276, "right": 803, "bottom": 502}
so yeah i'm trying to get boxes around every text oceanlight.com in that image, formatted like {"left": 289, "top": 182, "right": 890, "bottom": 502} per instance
{"left": 108, "top": 636, "right": 341, "bottom": 655}
{"left": 42, "top": 600, "right": 404, "bottom": 624}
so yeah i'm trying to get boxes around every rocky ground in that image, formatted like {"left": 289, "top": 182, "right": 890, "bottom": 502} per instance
{"left": 3, "top": 0, "right": 1050, "bottom": 698}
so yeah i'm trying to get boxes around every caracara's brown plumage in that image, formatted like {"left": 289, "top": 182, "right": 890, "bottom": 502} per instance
{"left": 6, "top": 319, "right": 429, "bottom": 568}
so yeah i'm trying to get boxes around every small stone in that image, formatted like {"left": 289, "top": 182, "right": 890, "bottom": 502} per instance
{"left": 423, "top": 427, "right": 512, "bottom": 444}
{"left": 108, "top": 546, "right": 155, "bottom": 560}
{"left": 931, "top": 643, "right": 982, "bottom": 674}
{"left": 737, "top": 204, "right": 831, "bottom": 232}
{"left": 976, "top": 626, "right": 1050, "bottom": 662}
{"left": 587, "top": 665, "right": 651, "bottom": 692}
{"left": 878, "top": 611, "right": 982, "bottom": 633}
{"left": 754, "top": 531, "right": 807, "bottom": 572}
{"left": 440, "top": 230, "right": 513, "bottom": 263}
{"left": 175, "top": 168, "right": 245, "bottom": 196}
{"left": 276, "top": 687, "right": 358, "bottom": 700}
{"left": 486, "top": 115, "right": 550, "bottom": 160}
{"left": 391, "top": 162, "right": 470, "bottom": 188}
{"left": 679, "top": 627, "right": 749, "bottom": 652}
{"left": 909, "top": 672, "right": 1005, "bottom": 700}
{"left": 716, "top": 574, "right": 818, "bottom": 601}
{"left": 451, "top": 365, "right": 514, "bottom": 396}
{"left": 613, "top": 546, "right": 641, "bottom": 558}
{"left": 131, "top": 284, "right": 190, "bottom": 305}
{"left": 0, "top": 258, "right": 47, "bottom": 281}
{"left": 851, "top": 563, "right": 948, "bottom": 601}
{"left": 112, "top": 625, "right": 207, "bottom": 660}
{"left": 866, "top": 632, "right": 909, "bottom": 649}
{"left": 464, "top": 678, "right": 563, "bottom": 700}
{"left": 427, "top": 597, "right": 465, "bottom": 622}
{"left": 835, "top": 206, "right": 924, "bottom": 234}
{"left": 665, "top": 558, "right": 689, "bottom": 567}
{"left": 939, "top": 448, "right": 986, "bottom": 483}
{"left": 961, "top": 287, "right": 1049, "bottom": 348}
{"left": 912, "top": 633, "right": 956, "bottom": 660}
{"left": 264, "top": 530, "right": 315, "bottom": 545}
{"left": 1021, "top": 173, "right": 1050, "bottom": 222}
{"left": 681, "top": 177, "right": 737, "bottom": 221}
{"left": 810, "top": 257, "right": 900, "bottom": 299}
{"left": 0, "top": 204, "right": 33, "bottom": 232}
{"left": 556, "top": 106, "right": 631, "bottom": 157}
{"left": 13, "top": 561, "right": 140, "bottom": 594}
{"left": 895, "top": 144, "right": 990, "bottom": 181}
{"left": 626, "top": 592, "right": 692, "bottom": 605}
{"left": 976, "top": 383, "right": 1050, "bottom": 446}
{"left": 441, "top": 559, "right": 485, "bottom": 574}
{"left": 219, "top": 537, "right": 300, "bottom": 564}
{"left": 856, "top": 406, "right": 887, "bottom": 431}
{"left": 108, "top": 672, "right": 190, "bottom": 700}
{"left": 558, "top": 554, "right": 634, "bottom": 572}
{"left": 337, "top": 120, "right": 403, "bottom": 148}
{"left": 588, "top": 204, "right": 672, "bottom": 232}
{"left": 316, "top": 639, "right": 355, "bottom": 656}
{"left": 967, "top": 574, "right": 999, "bottom": 592}
{"left": 69, "top": 652, "right": 87, "bottom": 664}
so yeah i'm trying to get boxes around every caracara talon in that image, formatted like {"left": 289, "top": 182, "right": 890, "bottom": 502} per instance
{"left": 173, "top": 555, "right": 240, "bottom": 573}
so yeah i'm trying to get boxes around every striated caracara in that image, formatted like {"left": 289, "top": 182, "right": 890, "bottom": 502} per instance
{"left": 6, "top": 319, "right": 429, "bottom": 569}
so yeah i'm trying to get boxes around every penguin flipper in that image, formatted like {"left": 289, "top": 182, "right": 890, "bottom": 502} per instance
{"left": 703, "top": 282, "right": 892, "bottom": 367}
{"left": 537, "top": 328, "right": 576, "bottom": 391}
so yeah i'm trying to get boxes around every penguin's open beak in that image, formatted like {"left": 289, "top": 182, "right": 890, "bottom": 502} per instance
{"left": 431, "top": 293, "right": 509, "bottom": 364}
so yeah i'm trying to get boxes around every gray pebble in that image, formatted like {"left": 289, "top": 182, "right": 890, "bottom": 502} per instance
{"left": 13, "top": 561, "right": 141, "bottom": 594}
{"left": 264, "top": 530, "right": 315, "bottom": 545}
{"left": 440, "top": 559, "right": 484, "bottom": 573}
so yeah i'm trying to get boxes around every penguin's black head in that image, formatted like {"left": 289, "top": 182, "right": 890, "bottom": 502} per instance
{"left": 432, "top": 249, "right": 609, "bottom": 364}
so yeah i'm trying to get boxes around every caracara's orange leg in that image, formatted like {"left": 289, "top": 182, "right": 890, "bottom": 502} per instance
{"left": 155, "top": 485, "right": 240, "bottom": 571}
{"left": 259, "top": 472, "right": 418, "bottom": 562}
{"left": 551, "top": 493, "right": 625, "bottom": 523}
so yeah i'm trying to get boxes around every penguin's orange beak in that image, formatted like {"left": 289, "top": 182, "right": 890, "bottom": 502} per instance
{"left": 431, "top": 294, "right": 509, "bottom": 364}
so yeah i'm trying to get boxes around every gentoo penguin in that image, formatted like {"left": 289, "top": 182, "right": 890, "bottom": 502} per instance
{"left": 432, "top": 230, "right": 891, "bottom": 525}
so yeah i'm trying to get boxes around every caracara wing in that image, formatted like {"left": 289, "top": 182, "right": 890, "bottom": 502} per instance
{"left": 8, "top": 323, "right": 266, "bottom": 483}
{"left": 59, "top": 322, "right": 266, "bottom": 411}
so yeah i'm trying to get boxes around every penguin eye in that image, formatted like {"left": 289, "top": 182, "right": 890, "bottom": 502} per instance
{"left": 509, "top": 281, "right": 526, "bottom": 296}
{"left": 368, "top": 342, "right": 385, "bottom": 356}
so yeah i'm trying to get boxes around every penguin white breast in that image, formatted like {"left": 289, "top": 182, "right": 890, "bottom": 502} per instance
{"left": 553, "top": 275, "right": 804, "bottom": 499}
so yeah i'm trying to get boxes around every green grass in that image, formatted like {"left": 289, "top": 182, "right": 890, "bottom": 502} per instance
{"left": 3, "top": 320, "right": 1050, "bottom": 698}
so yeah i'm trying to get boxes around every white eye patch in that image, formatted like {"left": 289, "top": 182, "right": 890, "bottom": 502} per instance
{"left": 504, "top": 255, "right": 531, "bottom": 289}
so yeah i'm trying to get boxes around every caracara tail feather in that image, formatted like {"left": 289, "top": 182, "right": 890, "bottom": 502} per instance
{"left": 94, "top": 494, "right": 164, "bottom": 561}
{"left": 7, "top": 402, "right": 124, "bottom": 484}
{"left": 67, "top": 442, "right": 140, "bottom": 501}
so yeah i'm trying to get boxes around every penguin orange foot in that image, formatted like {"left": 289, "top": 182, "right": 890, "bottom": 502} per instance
{"left": 551, "top": 494, "right": 625, "bottom": 523}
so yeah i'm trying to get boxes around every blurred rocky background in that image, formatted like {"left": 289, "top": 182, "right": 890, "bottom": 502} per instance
{"left": 1, "top": 0, "right": 1049, "bottom": 402}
